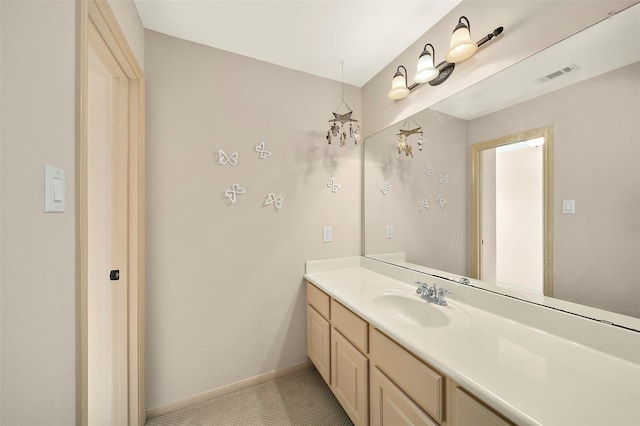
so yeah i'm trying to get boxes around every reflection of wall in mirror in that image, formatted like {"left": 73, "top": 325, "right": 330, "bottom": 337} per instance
{"left": 365, "top": 109, "right": 469, "bottom": 275}
{"left": 469, "top": 62, "right": 640, "bottom": 317}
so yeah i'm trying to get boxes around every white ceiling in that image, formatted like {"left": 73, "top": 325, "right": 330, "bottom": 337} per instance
{"left": 133, "top": 0, "right": 462, "bottom": 87}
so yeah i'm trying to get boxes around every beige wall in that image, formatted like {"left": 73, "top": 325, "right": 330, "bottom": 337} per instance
{"left": 144, "top": 30, "right": 362, "bottom": 409}
{"left": 0, "top": 0, "right": 143, "bottom": 423}
{"left": 361, "top": 0, "right": 636, "bottom": 137}
{"left": 1, "top": 2, "right": 76, "bottom": 423}
{"left": 469, "top": 63, "right": 640, "bottom": 317}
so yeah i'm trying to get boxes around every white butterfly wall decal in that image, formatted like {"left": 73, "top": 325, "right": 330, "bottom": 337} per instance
{"left": 218, "top": 149, "right": 239, "bottom": 166}
{"left": 224, "top": 183, "right": 246, "bottom": 203}
{"left": 424, "top": 164, "right": 434, "bottom": 176}
{"left": 255, "top": 142, "right": 272, "bottom": 159}
{"left": 264, "top": 193, "right": 283, "bottom": 211}
{"left": 327, "top": 177, "right": 341, "bottom": 193}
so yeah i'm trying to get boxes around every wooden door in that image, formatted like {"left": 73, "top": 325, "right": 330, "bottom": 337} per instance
{"left": 78, "top": 1, "right": 145, "bottom": 424}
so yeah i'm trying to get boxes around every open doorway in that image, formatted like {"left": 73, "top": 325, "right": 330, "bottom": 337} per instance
{"left": 471, "top": 126, "right": 553, "bottom": 296}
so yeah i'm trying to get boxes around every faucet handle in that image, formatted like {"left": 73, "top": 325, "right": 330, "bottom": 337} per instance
{"left": 437, "top": 287, "right": 453, "bottom": 305}
{"left": 438, "top": 288, "right": 453, "bottom": 296}
{"left": 415, "top": 281, "right": 428, "bottom": 295}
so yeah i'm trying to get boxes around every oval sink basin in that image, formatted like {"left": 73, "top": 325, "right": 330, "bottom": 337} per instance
{"left": 370, "top": 289, "right": 469, "bottom": 329}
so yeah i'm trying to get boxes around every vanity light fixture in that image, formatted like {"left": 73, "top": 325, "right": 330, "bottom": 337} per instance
{"left": 388, "top": 18, "right": 504, "bottom": 100}
{"left": 445, "top": 16, "right": 478, "bottom": 63}
{"left": 415, "top": 44, "right": 439, "bottom": 83}
{"left": 387, "top": 65, "right": 411, "bottom": 100}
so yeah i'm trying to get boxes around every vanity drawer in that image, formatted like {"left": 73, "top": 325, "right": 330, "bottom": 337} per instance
{"left": 307, "top": 282, "right": 330, "bottom": 319}
{"left": 331, "top": 299, "right": 368, "bottom": 354}
{"left": 370, "top": 328, "right": 445, "bottom": 423}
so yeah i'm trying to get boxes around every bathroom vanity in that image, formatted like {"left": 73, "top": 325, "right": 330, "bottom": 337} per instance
{"left": 304, "top": 257, "right": 640, "bottom": 425}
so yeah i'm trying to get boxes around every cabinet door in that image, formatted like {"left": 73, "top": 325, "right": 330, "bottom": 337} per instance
{"left": 370, "top": 366, "right": 438, "bottom": 426}
{"left": 370, "top": 328, "right": 445, "bottom": 422}
{"left": 451, "top": 385, "right": 513, "bottom": 426}
{"left": 331, "top": 329, "right": 368, "bottom": 426}
{"left": 307, "top": 305, "right": 331, "bottom": 384}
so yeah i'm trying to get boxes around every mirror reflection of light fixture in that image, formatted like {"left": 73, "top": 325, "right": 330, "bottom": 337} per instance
{"left": 415, "top": 43, "right": 439, "bottom": 83}
{"left": 446, "top": 16, "right": 478, "bottom": 63}
{"left": 387, "top": 18, "right": 504, "bottom": 101}
{"left": 387, "top": 65, "right": 410, "bottom": 100}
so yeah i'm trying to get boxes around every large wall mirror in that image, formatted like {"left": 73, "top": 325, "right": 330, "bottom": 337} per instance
{"left": 364, "top": 3, "right": 640, "bottom": 326}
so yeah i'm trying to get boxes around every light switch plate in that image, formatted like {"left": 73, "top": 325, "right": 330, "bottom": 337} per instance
{"left": 562, "top": 199, "right": 575, "bottom": 214}
{"left": 45, "top": 165, "right": 65, "bottom": 213}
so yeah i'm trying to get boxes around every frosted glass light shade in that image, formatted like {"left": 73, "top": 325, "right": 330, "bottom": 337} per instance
{"left": 446, "top": 18, "right": 478, "bottom": 63}
{"left": 388, "top": 73, "right": 409, "bottom": 100}
{"left": 415, "top": 51, "right": 439, "bottom": 83}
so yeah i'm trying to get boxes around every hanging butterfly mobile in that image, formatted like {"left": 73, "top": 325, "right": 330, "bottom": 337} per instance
{"left": 396, "top": 118, "right": 423, "bottom": 158}
{"left": 326, "top": 61, "right": 361, "bottom": 147}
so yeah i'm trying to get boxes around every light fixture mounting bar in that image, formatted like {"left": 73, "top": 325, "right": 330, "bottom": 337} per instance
{"left": 407, "top": 26, "right": 504, "bottom": 92}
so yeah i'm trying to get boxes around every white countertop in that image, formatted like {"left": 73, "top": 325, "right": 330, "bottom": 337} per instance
{"left": 304, "top": 257, "right": 640, "bottom": 426}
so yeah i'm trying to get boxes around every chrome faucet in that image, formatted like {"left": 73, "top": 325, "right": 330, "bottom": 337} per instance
{"left": 415, "top": 282, "right": 452, "bottom": 306}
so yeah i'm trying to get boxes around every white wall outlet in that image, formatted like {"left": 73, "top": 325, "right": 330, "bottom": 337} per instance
{"left": 323, "top": 226, "right": 333, "bottom": 243}
{"left": 386, "top": 225, "right": 393, "bottom": 239}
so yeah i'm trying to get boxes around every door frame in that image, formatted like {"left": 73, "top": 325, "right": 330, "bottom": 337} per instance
{"left": 76, "top": 1, "right": 146, "bottom": 424}
{"left": 470, "top": 125, "right": 553, "bottom": 297}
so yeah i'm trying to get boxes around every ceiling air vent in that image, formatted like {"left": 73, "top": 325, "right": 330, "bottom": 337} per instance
{"left": 536, "top": 63, "right": 580, "bottom": 83}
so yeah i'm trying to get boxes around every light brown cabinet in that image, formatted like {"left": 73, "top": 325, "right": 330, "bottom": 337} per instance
{"left": 450, "top": 382, "right": 512, "bottom": 426}
{"left": 306, "top": 282, "right": 331, "bottom": 384}
{"left": 370, "top": 366, "right": 437, "bottom": 426}
{"left": 369, "top": 328, "right": 445, "bottom": 424}
{"left": 331, "top": 328, "right": 369, "bottom": 425}
{"left": 306, "top": 281, "right": 513, "bottom": 426}
{"left": 307, "top": 303, "right": 331, "bottom": 384}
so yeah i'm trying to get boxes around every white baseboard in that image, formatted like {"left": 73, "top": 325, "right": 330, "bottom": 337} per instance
{"left": 145, "top": 360, "right": 313, "bottom": 419}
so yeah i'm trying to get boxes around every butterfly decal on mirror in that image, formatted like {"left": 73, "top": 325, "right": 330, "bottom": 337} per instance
{"left": 380, "top": 182, "right": 391, "bottom": 195}
{"left": 264, "top": 193, "right": 283, "bottom": 211}
{"left": 424, "top": 164, "right": 434, "bottom": 176}
{"left": 436, "top": 195, "right": 446, "bottom": 208}
{"left": 327, "top": 177, "right": 341, "bottom": 193}
{"left": 439, "top": 174, "right": 449, "bottom": 184}
{"left": 218, "top": 149, "right": 239, "bottom": 166}
{"left": 255, "top": 142, "right": 272, "bottom": 159}
{"left": 224, "top": 183, "right": 246, "bottom": 203}
{"left": 418, "top": 199, "right": 430, "bottom": 211}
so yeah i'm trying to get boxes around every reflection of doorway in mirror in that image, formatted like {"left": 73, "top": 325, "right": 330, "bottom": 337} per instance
{"left": 481, "top": 140, "right": 543, "bottom": 294}
{"left": 470, "top": 125, "right": 553, "bottom": 298}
